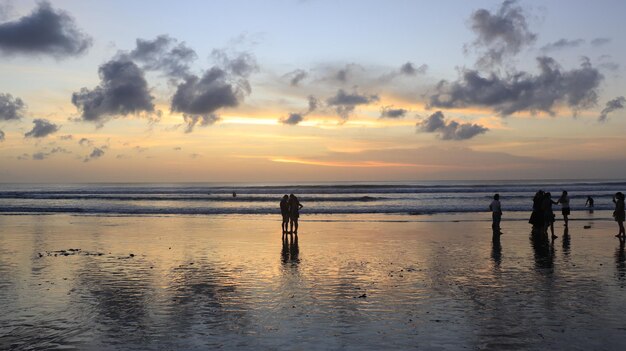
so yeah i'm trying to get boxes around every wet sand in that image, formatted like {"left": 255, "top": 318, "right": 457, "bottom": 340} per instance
{"left": 1, "top": 213, "right": 626, "bottom": 350}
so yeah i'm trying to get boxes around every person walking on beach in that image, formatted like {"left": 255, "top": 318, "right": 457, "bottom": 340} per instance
{"left": 542, "top": 192, "right": 558, "bottom": 239}
{"left": 613, "top": 192, "right": 625, "bottom": 238}
{"left": 288, "top": 194, "right": 303, "bottom": 234}
{"left": 489, "top": 194, "right": 502, "bottom": 234}
{"left": 557, "top": 190, "right": 571, "bottom": 227}
{"left": 586, "top": 196, "right": 594, "bottom": 208}
{"left": 280, "top": 195, "right": 290, "bottom": 234}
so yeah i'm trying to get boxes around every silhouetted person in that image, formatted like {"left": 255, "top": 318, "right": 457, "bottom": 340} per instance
{"left": 586, "top": 195, "right": 594, "bottom": 210}
{"left": 280, "top": 195, "right": 289, "bottom": 234}
{"left": 542, "top": 192, "right": 558, "bottom": 239}
{"left": 613, "top": 192, "right": 625, "bottom": 238}
{"left": 288, "top": 194, "right": 303, "bottom": 234}
{"left": 557, "top": 190, "right": 570, "bottom": 227}
{"left": 529, "top": 190, "right": 545, "bottom": 229}
{"left": 489, "top": 193, "right": 502, "bottom": 234}
{"left": 232, "top": 191, "right": 237, "bottom": 198}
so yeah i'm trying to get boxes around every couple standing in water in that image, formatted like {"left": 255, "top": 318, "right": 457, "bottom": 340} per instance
{"left": 280, "top": 194, "right": 303, "bottom": 234}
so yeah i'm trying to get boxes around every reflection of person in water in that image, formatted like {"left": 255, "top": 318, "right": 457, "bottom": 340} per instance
{"left": 281, "top": 233, "right": 299, "bottom": 264}
{"left": 280, "top": 195, "right": 289, "bottom": 234}
{"left": 530, "top": 230, "right": 555, "bottom": 270}
{"left": 491, "top": 232, "right": 502, "bottom": 267}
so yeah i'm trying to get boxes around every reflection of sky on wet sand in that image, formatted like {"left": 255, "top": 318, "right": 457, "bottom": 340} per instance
{"left": 1, "top": 214, "right": 626, "bottom": 349}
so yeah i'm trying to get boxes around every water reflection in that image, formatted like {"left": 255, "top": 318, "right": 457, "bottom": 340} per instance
{"left": 616, "top": 237, "right": 626, "bottom": 285}
{"left": 562, "top": 227, "right": 570, "bottom": 258}
{"left": 491, "top": 233, "right": 502, "bottom": 268}
{"left": 281, "top": 233, "right": 300, "bottom": 265}
{"left": 530, "top": 230, "right": 554, "bottom": 270}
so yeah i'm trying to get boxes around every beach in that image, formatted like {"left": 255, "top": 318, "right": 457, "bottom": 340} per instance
{"left": 1, "top": 211, "right": 626, "bottom": 350}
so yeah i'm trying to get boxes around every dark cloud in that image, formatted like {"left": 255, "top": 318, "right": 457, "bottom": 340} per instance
{"left": 78, "top": 137, "right": 92, "bottom": 146}
{"left": 171, "top": 52, "right": 257, "bottom": 132}
{"left": 591, "top": 37, "right": 611, "bottom": 47}
{"left": 58, "top": 134, "right": 73, "bottom": 140}
{"left": 417, "top": 111, "right": 488, "bottom": 140}
{"left": 72, "top": 58, "right": 155, "bottom": 124}
{"left": 129, "top": 35, "right": 197, "bottom": 78}
{"left": 468, "top": 0, "right": 536, "bottom": 67}
{"left": 280, "top": 113, "right": 304, "bottom": 125}
{"left": 598, "top": 96, "right": 625, "bottom": 122}
{"left": 0, "top": 1, "right": 91, "bottom": 58}
{"left": 400, "top": 62, "right": 428, "bottom": 76}
{"left": 24, "top": 118, "right": 59, "bottom": 138}
{"left": 380, "top": 106, "right": 407, "bottom": 119}
{"left": 331, "top": 63, "right": 362, "bottom": 83}
{"left": 327, "top": 89, "right": 379, "bottom": 119}
{"left": 31, "top": 146, "right": 70, "bottom": 160}
{"left": 540, "top": 38, "right": 584, "bottom": 52}
{"left": 0, "top": 92, "right": 25, "bottom": 120}
{"left": 84, "top": 147, "right": 105, "bottom": 162}
{"left": 287, "top": 69, "right": 308, "bottom": 87}
{"left": 279, "top": 95, "right": 318, "bottom": 126}
{"left": 430, "top": 56, "right": 603, "bottom": 116}
{"left": 182, "top": 114, "right": 220, "bottom": 133}
{"left": 0, "top": 129, "right": 4, "bottom": 141}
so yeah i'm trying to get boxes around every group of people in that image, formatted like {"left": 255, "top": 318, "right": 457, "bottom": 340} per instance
{"left": 280, "top": 194, "right": 303, "bottom": 235}
{"left": 489, "top": 191, "right": 626, "bottom": 239}
{"left": 528, "top": 190, "right": 570, "bottom": 239}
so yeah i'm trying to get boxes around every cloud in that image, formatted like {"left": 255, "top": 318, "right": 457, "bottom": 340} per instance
{"left": 326, "top": 89, "right": 379, "bottom": 119}
{"left": 31, "top": 146, "right": 70, "bottom": 160}
{"left": 400, "top": 62, "right": 428, "bottom": 76}
{"left": 280, "top": 113, "right": 304, "bottom": 125}
{"left": 84, "top": 147, "right": 105, "bottom": 162}
{"left": 380, "top": 106, "right": 407, "bottom": 119}
{"left": 129, "top": 35, "right": 197, "bottom": 78}
{"left": 182, "top": 114, "right": 219, "bottom": 133}
{"left": 0, "top": 1, "right": 91, "bottom": 58}
{"left": 598, "top": 96, "right": 625, "bottom": 122}
{"left": 430, "top": 56, "right": 603, "bottom": 116}
{"left": 171, "top": 52, "right": 257, "bottom": 132}
{"left": 417, "top": 111, "right": 488, "bottom": 140}
{"left": 331, "top": 63, "right": 362, "bottom": 83}
{"left": 279, "top": 95, "right": 318, "bottom": 125}
{"left": 286, "top": 69, "right": 308, "bottom": 86}
{"left": 468, "top": 0, "right": 536, "bottom": 67}
{"left": 78, "top": 137, "right": 92, "bottom": 146}
{"left": 591, "top": 37, "right": 611, "bottom": 47}
{"left": 72, "top": 58, "right": 156, "bottom": 124}
{"left": 540, "top": 38, "right": 584, "bottom": 52}
{"left": 24, "top": 118, "right": 59, "bottom": 138}
{"left": 0, "top": 129, "right": 4, "bottom": 141}
{"left": 58, "top": 134, "right": 73, "bottom": 140}
{"left": 0, "top": 92, "right": 25, "bottom": 120}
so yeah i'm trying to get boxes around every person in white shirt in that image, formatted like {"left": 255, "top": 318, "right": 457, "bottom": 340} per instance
{"left": 489, "top": 193, "right": 502, "bottom": 234}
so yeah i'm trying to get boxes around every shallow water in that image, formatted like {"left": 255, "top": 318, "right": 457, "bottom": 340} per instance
{"left": 1, "top": 214, "right": 626, "bottom": 350}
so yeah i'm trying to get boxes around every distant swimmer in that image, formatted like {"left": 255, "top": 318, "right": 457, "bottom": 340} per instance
{"left": 489, "top": 193, "right": 502, "bottom": 234}
{"left": 557, "top": 190, "right": 570, "bottom": 227}
{"left": 613, "top": 192, "right": 625, "bottom": 238}
{"left": 288, "top": 194, "right": 303, "bottom": 235}
{"left": 586, "top": 196, "right": 594, "bottom": 208}
{"left": 280, "top": 195, "right": 289, "bottom": 234}
{"left": 232, "top": 192, "right": 237, "bottom": 198}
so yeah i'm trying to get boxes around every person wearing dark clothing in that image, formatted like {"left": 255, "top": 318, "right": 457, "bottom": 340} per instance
{"left": 542, "top": 192, "right": 558, "bottom": 239}
{"left": 613, "top": 192, "right": 625, "bottom": 238}
{"left": 280, "top": 195, "right": 290, "bottom": 234}
{"left": 288, "top": 194, "right": 303, "bottom": 234}
{"left": 586, "top": 196, "right": 594, "bottom": 208}
{"left": 529, "top": 190, "right": 545, "bottom": 229}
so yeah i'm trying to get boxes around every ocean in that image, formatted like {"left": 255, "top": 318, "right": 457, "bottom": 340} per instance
{"left": 0, "top": 179, "right": 623, "bottom": 217}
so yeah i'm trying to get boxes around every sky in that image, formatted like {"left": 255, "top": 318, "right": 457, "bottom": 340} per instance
{"left": 0, "top": 0, "right": 625, "bottom": 182}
